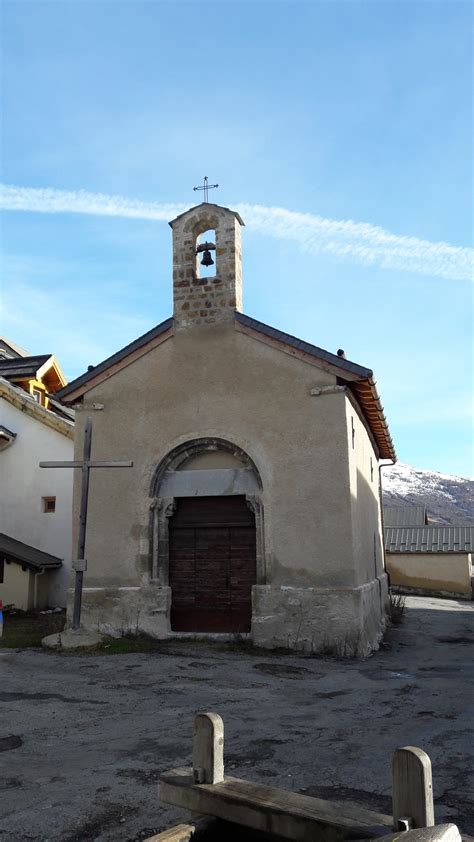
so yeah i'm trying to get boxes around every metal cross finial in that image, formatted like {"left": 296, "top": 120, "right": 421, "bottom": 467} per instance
{"left": 193, "top": 176, "right": 219, "bottom": 204}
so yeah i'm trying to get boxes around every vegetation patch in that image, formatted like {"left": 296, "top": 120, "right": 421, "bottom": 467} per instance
{"left": 0, "top": 609, "right": 66, "bottom": 648}
{"left": 388, "top": 592, "right": 406, "bottom": 625}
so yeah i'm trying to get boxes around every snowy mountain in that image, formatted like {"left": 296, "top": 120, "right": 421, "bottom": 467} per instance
{"left": 381, "top": 462, "right": 474, "bottom": 526}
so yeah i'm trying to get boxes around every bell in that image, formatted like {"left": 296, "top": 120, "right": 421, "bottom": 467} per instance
{"left": 201, "top": 249, "right": 214, "bottom": 267}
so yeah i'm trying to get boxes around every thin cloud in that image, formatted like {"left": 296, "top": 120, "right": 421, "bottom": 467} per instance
{"left": 1, "top": 183, "right": 472, "bottom": 282}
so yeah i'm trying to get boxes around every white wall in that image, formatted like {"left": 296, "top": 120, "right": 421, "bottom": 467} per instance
{"left": 0, "top": 399, "right": 73, "bottom": 606}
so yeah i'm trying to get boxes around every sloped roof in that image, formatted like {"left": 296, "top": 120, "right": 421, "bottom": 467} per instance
{"left": 385, "top": 526, "right": 474, "bottom": 553}
{"left": 0, "top": 354, "right": 52, "bottom": 379}
{"left": 169, "top": 202, "right": 245, "bottom": 228}
{"left": 55, "top": 312, "right": 395, "bottom": 460}
{"left": 47, "top": 396, "right": 75, "bottom": 421}
{"left": 0, "top": 336, "right": 30, "bottom": 358}
{"left": 0, "top": 533, "right": 62, "bottom": 570}
{"left": 384, "top": 505, "right": 427, "bottom": 527}
{"left": 235, "top": 313, "right": 372, "bottom": 379}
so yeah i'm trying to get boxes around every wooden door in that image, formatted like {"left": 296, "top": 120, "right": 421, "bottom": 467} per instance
{"left": 169, "top": 496, "right": 256, "bottom": 632}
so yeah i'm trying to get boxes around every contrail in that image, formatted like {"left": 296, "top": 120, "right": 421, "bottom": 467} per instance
{"left": 1, "top": 183, "right": 472, "bottom": 282}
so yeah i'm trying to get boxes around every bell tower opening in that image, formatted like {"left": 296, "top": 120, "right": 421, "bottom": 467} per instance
{"left": 196, "top": 229, "right": 216, "bottom": 279}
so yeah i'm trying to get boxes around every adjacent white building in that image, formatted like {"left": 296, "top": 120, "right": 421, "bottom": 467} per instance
{"left": 0, "top": 339, "right": 74, "bottom": 610}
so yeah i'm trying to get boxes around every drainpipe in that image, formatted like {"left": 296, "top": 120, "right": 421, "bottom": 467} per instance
{"left": 33, "top": 567, "right": 47, "bottom": 611}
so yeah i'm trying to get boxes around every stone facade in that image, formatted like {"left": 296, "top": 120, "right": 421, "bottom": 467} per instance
{"left": 171, "top": 203, "right": 243, "bottom": 329}
{"left": 58, "top": 201, "right": 394, "bottom": 656}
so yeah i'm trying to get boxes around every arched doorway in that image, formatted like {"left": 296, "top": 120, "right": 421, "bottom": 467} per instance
{"left": 149, "top": 438, "right": 265, "bottom": 634}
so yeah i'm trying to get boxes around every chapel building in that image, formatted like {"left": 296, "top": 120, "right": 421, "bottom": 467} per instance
{"left": 57, "top": 202, "right": 396, "bottom": 654}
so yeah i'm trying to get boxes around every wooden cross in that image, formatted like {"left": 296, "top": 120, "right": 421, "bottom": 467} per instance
{"left": 193, "top": 176, "right": 219, "bottom": 203}
{"left": 40, "top": 417, "right": 133, "bottom": 630}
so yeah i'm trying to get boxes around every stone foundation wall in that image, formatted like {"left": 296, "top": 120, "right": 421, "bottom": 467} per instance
{"left": 251, "top": 575, "right": 389, "bottom": 656}
{"left": 72, "top": 576, "right": 389, "bottom": 657}
{"left": 68, "top": 585, "right": 171, "bottom": 638}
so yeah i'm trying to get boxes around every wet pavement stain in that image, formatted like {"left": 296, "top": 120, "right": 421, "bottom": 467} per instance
{"left": 116, "top": 768, "right": 161, "bottom": 786}
{"left": 64, "top": 803, "right": 139, "bottom": 842}
{"left": 253, "top": 663, "right": 313, "bottom": 677}
{"left": 314, "top": 690, "right": 349, "bottom": 699}
{"left": 0, "top": 735, "right": 23, "bottom": 752}
{"left": 436, "top": 636, "right": 474, "bottom": 644}
{"left": 359, "top": 669, "right": 416, "bottom": 681}
{"left": 0, "top": 691, "right": 107, "bottom": 705}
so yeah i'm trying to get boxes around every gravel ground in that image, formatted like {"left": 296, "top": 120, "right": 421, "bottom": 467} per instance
{"left": 1, "top": 596, "right": 473, "bottom": 841}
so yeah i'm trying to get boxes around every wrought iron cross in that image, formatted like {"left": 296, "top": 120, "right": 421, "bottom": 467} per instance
{"left": 40, "top": 417, "right": 133, "bottom": 630}
{"left": 193, "top": 176, "right": 219, "bottom": 203}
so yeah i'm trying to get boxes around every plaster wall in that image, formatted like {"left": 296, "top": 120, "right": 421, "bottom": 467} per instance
{"left": 0, "top": 562, "right": 49, "bottom": 610}
{"left": 70, "top": 323, "right": 387, "bottom": 648}
{"left": 0, "top": 562, "right": 32, "bottom": 610}
{"left": 73, "top": 324, "right": 353, "bottom": 587}
{"left": 387, "top": 552, "right": 472, "bottom": 598}
{"left": 345, "top": 399, "right": 385, "bottom": 587}
{"left": 0, "top": 400, "right": 73, "bottom": 606}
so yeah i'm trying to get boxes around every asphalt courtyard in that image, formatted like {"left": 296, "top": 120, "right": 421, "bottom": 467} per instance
{"left": 1, "top": 596, "right": 473, "bottom": 841}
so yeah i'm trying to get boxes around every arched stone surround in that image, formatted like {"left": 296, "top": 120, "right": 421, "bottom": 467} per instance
{"left": 148, "top": 438, "right": 266, "bottom": 592}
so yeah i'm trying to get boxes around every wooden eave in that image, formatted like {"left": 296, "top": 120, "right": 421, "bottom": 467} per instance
{"left": 37, "top": 356, "right": 67, "bottom": 392}
{"left": 350, "top": 378, "right": 396, "bottom": 461}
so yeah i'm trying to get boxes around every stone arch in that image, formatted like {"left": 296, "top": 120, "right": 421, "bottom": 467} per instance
{"left": 150, "top": 437, "right": 263, "bottom": 496}
{"left": 148, "top": 438, "right": 265, "bottom": 588}
{"left": 183, "top": 212, "right": 220, "bottom": 236}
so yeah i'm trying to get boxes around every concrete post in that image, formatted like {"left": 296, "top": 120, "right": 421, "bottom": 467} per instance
{"left": 392, "top": 747, "right": 435, "bottom": 830}
{"left": 192, "top": 712, "right": 224, "bottom": 785}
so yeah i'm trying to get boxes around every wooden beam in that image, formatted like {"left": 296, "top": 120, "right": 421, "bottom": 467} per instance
{"left": 143, "top": 825, "right": 196, "bottom": 842}
{"left": 159, "top": 767, "right": 393, "bottom": 841}
{"left": 392, "top": 747, "right": 434, "bottom": 830}
{"left": 39, "top": 461, "right": 133, "bottom": 468}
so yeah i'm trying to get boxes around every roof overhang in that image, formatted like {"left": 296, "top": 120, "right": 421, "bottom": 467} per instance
{"left": 37, "top": 355, "right": 68, "bottom": 391}
{"left": 0, "top": 533, "right": 62, "bottom": 570}
{"left": 0, "top": 378, "right": 74, "bottom": 439}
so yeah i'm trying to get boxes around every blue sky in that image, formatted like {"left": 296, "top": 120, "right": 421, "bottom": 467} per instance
{"left": 1, "top": 0, "right": 472, "bottom": 476}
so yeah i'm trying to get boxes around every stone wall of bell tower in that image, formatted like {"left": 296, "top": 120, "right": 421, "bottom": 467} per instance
{"left": 169, "top": 203, "right": 244, "bottom": 329}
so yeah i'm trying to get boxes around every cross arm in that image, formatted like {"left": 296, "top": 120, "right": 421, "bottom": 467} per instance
{"left": 39, "top": 461, "right": 133, "bottom": 468}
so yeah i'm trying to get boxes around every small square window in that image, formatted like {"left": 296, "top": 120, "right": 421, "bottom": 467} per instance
{"left": 43, "top": 496, "right": 56, "bottom": 513}
{"left": 32, "top": 388, "right": 43, "bottom": 404}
